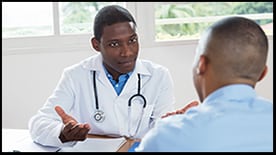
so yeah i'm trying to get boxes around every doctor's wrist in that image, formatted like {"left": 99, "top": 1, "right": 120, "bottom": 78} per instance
{"left": 59, "top": 132, "right": 69, "bottom": 143}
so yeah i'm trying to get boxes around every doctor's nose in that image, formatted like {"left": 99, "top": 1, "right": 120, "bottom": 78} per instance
{"left": 120, "top": 44, "right": 132, "bottom": 57}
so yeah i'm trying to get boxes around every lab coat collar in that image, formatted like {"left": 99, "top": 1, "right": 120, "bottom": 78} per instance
{"left": 81, "top": 54, "right": 111, "bottom": 88}
{"left": 134, "top": 59, "right": 151, "bottom": 77}
{"left": 81, "top": 53, "right": 103, "bottom": 72}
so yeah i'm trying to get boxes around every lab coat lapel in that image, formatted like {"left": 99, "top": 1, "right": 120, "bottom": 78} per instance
{"left": 121, "top": 59, "right": 151, "bottom": 96}
{"left": 83, "top": 54, "right": 117, "bottom": 96}
{"left": 120, "top": 73, "right": 137, "bottom": 96}
{"left": 134, "top": 59, "right": 151, "bottom": 89}
{"left": 96, "top": 69, "right": 118, "bottom": 97}
{"left": 91, "top": 54, "right": 113, "bottom": 88}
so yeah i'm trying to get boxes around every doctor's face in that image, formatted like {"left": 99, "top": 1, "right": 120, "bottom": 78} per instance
{"left": 96, "top": 22, "right": 139, "bottom": 77}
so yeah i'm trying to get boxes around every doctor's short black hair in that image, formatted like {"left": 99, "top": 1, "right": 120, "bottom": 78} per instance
{"left": 93, "top": 5, "right": 137, "bottom": 42}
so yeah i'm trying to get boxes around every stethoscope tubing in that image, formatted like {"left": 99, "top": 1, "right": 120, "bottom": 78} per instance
{"left": 91, "top": 70, "right": 147, "bottom": 138}
{"left": 93, "top": 71, "right": 99, "bottom": 110}
{"left": 128, "top": 74, "right": 147, "bottom": 108}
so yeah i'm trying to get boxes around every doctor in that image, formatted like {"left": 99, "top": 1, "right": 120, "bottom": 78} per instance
{"left": 28, "top": 5, "right": 175, "bottom": 148}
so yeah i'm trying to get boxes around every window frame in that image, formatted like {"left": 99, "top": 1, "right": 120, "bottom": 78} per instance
{"left": 3, "top": 2, "right": 273, "bottom": 55}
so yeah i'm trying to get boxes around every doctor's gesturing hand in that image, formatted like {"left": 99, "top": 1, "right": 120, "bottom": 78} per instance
{"left": 161, "top": 100, "right": 199, "bottom": 118}
{"left": 55, "top": 106, "right": 91, "bottom": 143}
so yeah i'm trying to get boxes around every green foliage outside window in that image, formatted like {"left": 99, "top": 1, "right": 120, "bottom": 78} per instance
{"left": 155, "top": 2, "right": 273, "bottom": 41}
{"left": 60, "top": 2, "right": 123, "bottom": 34}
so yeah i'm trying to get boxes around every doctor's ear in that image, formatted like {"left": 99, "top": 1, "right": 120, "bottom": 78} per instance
{"left": 91, "top": 38, "right": 101, "bottom": 52}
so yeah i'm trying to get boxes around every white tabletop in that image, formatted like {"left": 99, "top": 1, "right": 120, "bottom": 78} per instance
{"left": 2, "top": 128, "right": 59, "bottom": 152}
{"left": 2, "top": 128, "right": 127, "bottom": 152}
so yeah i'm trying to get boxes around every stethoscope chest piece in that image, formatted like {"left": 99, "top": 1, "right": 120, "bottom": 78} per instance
{"left": 91, "top": 70, "right": 147, "bottom": 136}
{"left": 93, "top": 110, "right": 105, "bottom": 122}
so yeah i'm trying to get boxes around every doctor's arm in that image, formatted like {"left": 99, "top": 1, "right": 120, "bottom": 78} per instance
{"left": 55, "top": 106, "right": 91, "bottom": 143}
{"left": 28, "top": 68, "right": 90, "bottom": 147}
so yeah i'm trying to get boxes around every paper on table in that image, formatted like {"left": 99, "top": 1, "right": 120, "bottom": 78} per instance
{"left": 11, "top": 136, "right": 60, "bottom": 152}
{"left": 59, "top": 137, "right": 127, "bottom": 152}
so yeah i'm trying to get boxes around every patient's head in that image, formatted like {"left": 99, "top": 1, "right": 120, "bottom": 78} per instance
{"left": 192, "top": 16, "right": 268, "bottom": 102}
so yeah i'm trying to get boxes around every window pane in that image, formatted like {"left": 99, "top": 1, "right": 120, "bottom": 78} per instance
{"left": 2, "top": 2, "right": 53, "bottom": 38}
{"left": 59, "top": 2, "right": 126, "bottom": 35}
{"left": 155, "top": 2, "right": 273, "bottom": 41}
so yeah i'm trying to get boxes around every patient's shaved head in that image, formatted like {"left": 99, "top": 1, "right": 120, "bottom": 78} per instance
{"left": 200, "top": 16, "right": 268, "bottom": 82}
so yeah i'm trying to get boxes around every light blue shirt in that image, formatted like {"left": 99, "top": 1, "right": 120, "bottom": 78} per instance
{"left": 136, "top": 84, "right": 273, "bottom": 152}
{"left": 103, "top": 65, "right": 132, "bottom": 95}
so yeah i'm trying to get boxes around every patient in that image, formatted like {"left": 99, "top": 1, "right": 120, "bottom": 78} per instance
{"left": 135, "top": 16, "right": 273, "bottom": 152}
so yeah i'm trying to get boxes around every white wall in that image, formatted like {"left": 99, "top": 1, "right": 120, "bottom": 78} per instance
{"left": 2, "top": 40, "right": 273, "bottom": 129}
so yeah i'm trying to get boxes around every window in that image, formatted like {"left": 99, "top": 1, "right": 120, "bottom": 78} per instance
{"left": 2, "top": 2, "right": 127, "bottom": 55}
{"left": 154, "top": 2, "right": 273, "bottom": 41}
{"left": 3, "top": 2, "right": 126, "bottom": 38}
{"left": 59, "top": 2, "right": 126, "bottom": 35}
{"left": 3, "top": 2, "right": 273, "bottom": 55}
{"left": 3, "top": 2, "right": 53, "bottom": 38}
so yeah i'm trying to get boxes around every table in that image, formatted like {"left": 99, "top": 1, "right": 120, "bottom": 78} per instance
{"left": 2, "top": 128, "right": 139, "bottom": 152}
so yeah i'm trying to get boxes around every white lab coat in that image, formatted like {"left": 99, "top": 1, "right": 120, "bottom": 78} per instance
{"left": 28, "top": 53, "right": 175, "bottom": 147}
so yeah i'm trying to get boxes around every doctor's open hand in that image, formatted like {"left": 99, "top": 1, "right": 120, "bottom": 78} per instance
{"left": 55, "top": 106, "right": 91, "bottom": 143}
{"left": 161, "top": 100, "right": 199, "bottom": 118}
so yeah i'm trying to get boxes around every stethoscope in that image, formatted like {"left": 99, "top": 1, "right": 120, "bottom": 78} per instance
{"left": 91, "top": 70, "right": 147, "bottom": 138}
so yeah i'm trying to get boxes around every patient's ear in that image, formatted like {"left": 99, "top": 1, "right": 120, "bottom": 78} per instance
{"left": 197, "top": 55, "right": 208, "bottom": 75}
{"left": 91, "top": 38, "right": 100, "bottom": 52}
{"left": 258, "top": 65, "right": 268, "bottom": 82}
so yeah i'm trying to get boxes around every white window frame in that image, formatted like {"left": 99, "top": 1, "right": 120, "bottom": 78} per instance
{"left": 136, "top": 2, "right": 201, "bottom": 49}
{"left": 2, "top": 2, "right": 273, "bottom": 56}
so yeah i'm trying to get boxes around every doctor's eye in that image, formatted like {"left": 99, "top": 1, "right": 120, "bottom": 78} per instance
{"left": 109, "top": 41, "right": 120, "bottom": 47}
{"left": 129, "top": 37, "right": 138, "bottom": 44}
